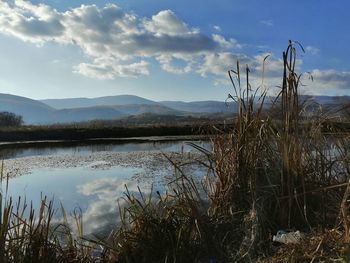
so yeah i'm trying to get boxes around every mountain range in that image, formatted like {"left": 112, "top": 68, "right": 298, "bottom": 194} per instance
{"left": 0, "top": 93, "right": 347, "bottom": 125}
{"left": 40, "top": 95, "right": 158, "bottom": 109}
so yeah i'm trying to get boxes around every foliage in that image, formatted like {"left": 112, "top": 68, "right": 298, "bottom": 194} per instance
{"left": 0, "top": 112, "right": 23, "bottom": 127}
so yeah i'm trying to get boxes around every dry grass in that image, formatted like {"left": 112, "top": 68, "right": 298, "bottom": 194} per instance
{"left": 100, "top": 41, "right": 350, "bottom": 262}
{"left": 1, "top": 41, "right": 350, "bottom": 262}
{"left": 258, "top": 229, "right": 348, "bottom": 263}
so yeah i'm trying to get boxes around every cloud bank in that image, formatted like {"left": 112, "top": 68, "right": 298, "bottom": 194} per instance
{"left": 0, "top": 1, "right": 241, "bottom": 79}
{"left": 0, "top": 0, "right": 349, "bottom": 94}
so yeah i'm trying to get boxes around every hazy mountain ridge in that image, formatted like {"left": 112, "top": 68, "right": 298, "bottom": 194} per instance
{"left": 0, "top": 94, "right": 187, "bottom": 124}
{"left": 0, "top": 93, "right": 54, "bottom": 124}
{"left": 160, "top": 100, "right": 236, "bottom": 113}
{"left": 43, "top": 96, "right": 237, "bottom": 114}
{"left": 52, "top": 104, "right": 181, "bottom": 124}
{"left": 41, "top": 95, "right": 158, "bottom": 109}
{"left": 0, "top": 93, "right": 348, "bottom": 125}
{"left": 53, "top": 106, "right": 125, "bottom": 124}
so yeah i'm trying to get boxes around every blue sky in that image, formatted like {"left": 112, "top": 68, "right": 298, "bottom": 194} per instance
{"left": 0, "top": 0, "right": 349, "bottom": 101}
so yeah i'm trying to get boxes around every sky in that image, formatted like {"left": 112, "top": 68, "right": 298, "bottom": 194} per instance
{"left": 0, "top": 0, "right": 349, "bottom": 101}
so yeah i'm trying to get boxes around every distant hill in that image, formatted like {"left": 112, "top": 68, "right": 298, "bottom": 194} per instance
{"left": 160, "top": 100, "right": 237, "bottom": 114}
{"left": 112, "top": 104, "right": 180, "bottom": 116}
{"left": 310, "top": 95, "right": 350, "bottom": 105}
{"left": 0, "top": 93, "right": 54, "bottom": 124}
{"left": 41, "top": 95, "right": 158, "bottom": 109}
{"left": 52, "top": 104, "right": 180, "bottom": 124}
{"left": 0, "top": 94, "right": 183, "bottom": 124}
{"left": 41, "top": 95, "right": 238, "bottom": 114}
{"left": 53, "top": 106, "right": 125, "bottom": 123}
{"left": 0, "top": 93, "right": 348, "bottom": 125}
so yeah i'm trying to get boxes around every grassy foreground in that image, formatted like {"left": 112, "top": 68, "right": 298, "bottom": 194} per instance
{"left": 1, "top": 41, "right": 350, "bottom": 262}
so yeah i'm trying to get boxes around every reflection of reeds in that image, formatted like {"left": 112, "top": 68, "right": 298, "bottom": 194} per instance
{"left": 0, "top": 161, "right": 97, "bottom": 262}
{"left": 1, "top": 41, "right": 350, "bottom": 262}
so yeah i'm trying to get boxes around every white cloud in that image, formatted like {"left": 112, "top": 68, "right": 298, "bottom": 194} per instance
{"left": 197, "top": 52, "right": 287, "bottom": 78}
{"left": 198, "top": 52, "right": 305, "bottom": 96}
{"left": 198, "top": 52, "right": 251, "bottom": 77}
{"left": 311, "top": 69, "right": 350, "bottom": 84}
{"left": 213, "top": 25, "right": 221, "bottom": 32}
{"left": 260, "top": 19, "right": 274, "bottom": 26}
{"left": 144, "top": 10, "right": 194, "bottom": 36}
{"left": 0, "top": 1, "right": 241, "bottom": 79}
{"left": 0, "top": 1, "right": 64, "bottom": 43}
{"left": 212, "top": 34, "right": 241, "bottom": 49}
{"left": 74, "top": 58, "right": 149, "bottom": 79}
{"left": 156, "top": 54, "right": 193, "bottom": 74}
{"left": 302, "top": 69, "right": 350, "bottom": 94}
{"left": 253, "top": 53, "right": 284, "bottom": 76}
{"left": 0, "top": 1, "right": 348, "bottom": 96}
{"left": 305, "top": 46, "right": 320, "bottom": 55}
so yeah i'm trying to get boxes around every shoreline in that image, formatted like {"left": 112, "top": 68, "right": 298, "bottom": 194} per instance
{"left": 0, "top": 123, "right": 223, "bottom": 143}
{"left": 0, "top": 134, "right": 210, "bottom": 148}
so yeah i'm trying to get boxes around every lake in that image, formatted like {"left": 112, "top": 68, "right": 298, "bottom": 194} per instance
{"left": 1, "top": 137, "right": 211, "bottom": 237}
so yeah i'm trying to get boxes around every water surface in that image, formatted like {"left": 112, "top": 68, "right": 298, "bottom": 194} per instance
{"left": 3, "top": 139, "right": 210, "bottom": 236}
{"left": 0, "top": 139, "right": 210, "bottom": 159}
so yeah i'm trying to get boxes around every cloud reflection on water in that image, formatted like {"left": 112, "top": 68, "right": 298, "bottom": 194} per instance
{"left": 76, "top": 177, "right": 152, "bottom": 236}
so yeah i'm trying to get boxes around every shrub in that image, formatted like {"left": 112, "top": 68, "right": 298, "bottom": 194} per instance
{"left": 0, "top": 112, "right": 23, "bottom": 127}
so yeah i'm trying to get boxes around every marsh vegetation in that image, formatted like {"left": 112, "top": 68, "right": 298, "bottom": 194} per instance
{"left": 1, "top": 42, "right": 350, "bottom": 262}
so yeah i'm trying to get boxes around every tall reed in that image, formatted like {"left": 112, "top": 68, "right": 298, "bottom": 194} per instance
{"left": 1, "top": 41, "right": 350, "bottom": 262}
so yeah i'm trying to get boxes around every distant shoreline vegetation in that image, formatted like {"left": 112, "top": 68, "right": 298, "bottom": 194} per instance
{"left": 0, "top": 117, "right": 349, "bottom": 143}
{"left": 0, "top": 121, "right": 224, "bottom": 143}
{"left": 0, "top": 112, "right": 23, "bottom": 127}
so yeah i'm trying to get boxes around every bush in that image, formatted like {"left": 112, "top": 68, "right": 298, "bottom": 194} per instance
{"left": 0, "top": 112, "right": 23, "bottom": 127}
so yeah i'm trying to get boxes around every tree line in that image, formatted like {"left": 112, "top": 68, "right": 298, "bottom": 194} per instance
{"left": 0, "top": 112, "right": 23, "bottom": 127}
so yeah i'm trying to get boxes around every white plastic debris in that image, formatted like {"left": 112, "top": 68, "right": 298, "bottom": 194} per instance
{"left": 272, "top": 230, "right": 303, "bottom": 244}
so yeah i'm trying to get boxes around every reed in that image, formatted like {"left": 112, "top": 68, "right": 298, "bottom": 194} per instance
{"left": 102, "top": 41, "right": 350, "bottom": 262}
{"left": 0, "top": 169, "right": 97, "bottom": 263}
{"left": 0, "top": 41, "right": 349, "bottom": 262}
